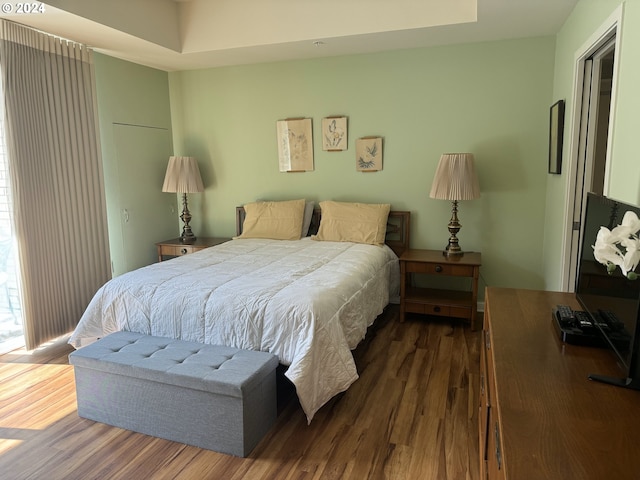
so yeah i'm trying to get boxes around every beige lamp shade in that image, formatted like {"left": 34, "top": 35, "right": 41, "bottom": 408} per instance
{"left": 429, "top": 153, "right": 480, "bottom": 201}
{"left": 162, "top": 156, "right": 204, "bottom": 193}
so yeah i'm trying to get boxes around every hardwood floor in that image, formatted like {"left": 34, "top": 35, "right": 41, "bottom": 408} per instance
{"left": 0, "top": 306, "right": 480, "bottom": 480}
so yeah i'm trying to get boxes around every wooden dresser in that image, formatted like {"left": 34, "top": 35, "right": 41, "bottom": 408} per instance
{"left": 480, "top": 287, "right": 640, "bottom": 480}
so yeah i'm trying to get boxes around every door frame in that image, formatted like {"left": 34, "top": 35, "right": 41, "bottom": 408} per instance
{"left": 560, "top": 5, "right": 623, "bottom": 292}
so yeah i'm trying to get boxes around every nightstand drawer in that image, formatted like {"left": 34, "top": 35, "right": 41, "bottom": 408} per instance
{"left": 405, "top": 302, "right": 453, "bottom": 316}
{"left": 156, "top": 237, "right": 231, "bottom": 262}
{"left": 405, "top": 301, "right": 471, "bottom": 318}
{"left": 405, "top": 261, "right": 475, "bottom": 276}
{"left": 432, "top": 304, "right": 471, "bottom": 318}
{"left": 160, "top": 245, "right": 197, "bottom": 256}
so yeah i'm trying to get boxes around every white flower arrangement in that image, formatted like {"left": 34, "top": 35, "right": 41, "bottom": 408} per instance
{"left": 593, "top": 210, "right": 640, "bottom": 280}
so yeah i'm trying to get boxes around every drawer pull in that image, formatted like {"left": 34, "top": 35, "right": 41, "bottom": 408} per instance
{"left": 433, "top": 306, "right": 441, "bottom": 313}
{"left": 180, "top": 248, "right": 188, "bottom": 255}
{"left": 435, "top": 265, "right": 443, "bottom": 273}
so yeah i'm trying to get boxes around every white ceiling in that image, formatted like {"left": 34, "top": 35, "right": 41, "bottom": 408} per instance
{"left": 0, "top": 0, "right": 578, "bottom": 71}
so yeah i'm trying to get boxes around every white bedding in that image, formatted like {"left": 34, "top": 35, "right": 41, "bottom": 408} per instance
{"left": 69, "top": 237, "right": 399, "bottom": 423}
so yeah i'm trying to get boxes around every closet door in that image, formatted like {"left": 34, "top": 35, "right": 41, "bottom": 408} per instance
{"left": 111, "top": 124, "right": 177, "bottom": 276}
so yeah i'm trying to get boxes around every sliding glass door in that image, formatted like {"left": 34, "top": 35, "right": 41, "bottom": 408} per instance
{"left": 0, "top": 111, "right": 22, "bottom": 354}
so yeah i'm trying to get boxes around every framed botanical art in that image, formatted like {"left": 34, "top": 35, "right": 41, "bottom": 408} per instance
{"left": 548, "top": 100, "right": 565, "bottom": 174}
{"left": 277, "top": 118, "right": 314, "bottom": 172}
{"left": 322, "top": 116, "right": 347, "bottom": 151}
{"left": 356, "top": 137, "right": 382, "bottom": 172}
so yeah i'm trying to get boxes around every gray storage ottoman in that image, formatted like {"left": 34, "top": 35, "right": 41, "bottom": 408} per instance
{"left": 69, "top": 331, "right": 279, "bottom": 457}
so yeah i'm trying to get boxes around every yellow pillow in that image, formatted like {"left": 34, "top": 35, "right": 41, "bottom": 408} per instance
{"left": 312, "top": 201, "right": 391, "bottom": 245}
{"left": 236, "top": 199, "right": 306, "bottom": 240}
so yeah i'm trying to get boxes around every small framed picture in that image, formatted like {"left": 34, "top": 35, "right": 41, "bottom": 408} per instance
{"left": 548, "top": 100, "right": 565, "bottom": 174}
{"left": 322, "top": 116, "right": 348, "bottom": 151}
{"left": 356, "top": 137, "right": 383, "bottom": 172}
{"left": 276, "top": 118, "right": 314, "bottom": 172}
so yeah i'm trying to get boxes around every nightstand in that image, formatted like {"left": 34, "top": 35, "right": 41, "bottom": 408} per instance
{"left": 399, "top": 249, "right": 481, "bottom": 330}
{"left": 156, "top": 237, "right": 230, "bottom": 262}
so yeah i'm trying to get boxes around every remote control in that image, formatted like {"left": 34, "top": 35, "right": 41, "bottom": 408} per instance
{"left": 554, "top": 305, "right": 576, "bottom": 326}
{"left": 574, "top": 310, "right": 594, "bottom": 330}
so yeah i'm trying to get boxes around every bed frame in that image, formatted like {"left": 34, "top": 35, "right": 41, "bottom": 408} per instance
{"left": 235, "top": 207, "right": 410, "bottom": 257}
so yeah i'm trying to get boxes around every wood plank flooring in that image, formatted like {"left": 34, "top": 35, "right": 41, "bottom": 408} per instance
{"left": 0, "top": 306, "right": 480, "bottom": 480}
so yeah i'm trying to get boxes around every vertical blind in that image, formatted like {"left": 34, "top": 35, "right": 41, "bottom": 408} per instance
{"left": 0, "top": 20, "right": 110, "bottom": 349}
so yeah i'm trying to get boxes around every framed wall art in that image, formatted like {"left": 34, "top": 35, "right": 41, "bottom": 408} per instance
{"left": 356, "top": 137, "right": 383, "bottom": 172}
{"left": 322, "top": 116, "right": 348, "bottom": 151}
{"left": 277, "top": 118, "right": 314, "bottom": 172}
{"left": 548, "top": 100, "right": 565, "bottom": 174}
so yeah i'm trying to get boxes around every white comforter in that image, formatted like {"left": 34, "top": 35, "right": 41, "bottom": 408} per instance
{"left": 69, "top": 238, "right": 399, "bottom": 422}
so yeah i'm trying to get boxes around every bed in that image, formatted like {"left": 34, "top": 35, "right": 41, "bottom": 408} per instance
{"left": 69, "top": 200, "right": 410, "bottom": 423}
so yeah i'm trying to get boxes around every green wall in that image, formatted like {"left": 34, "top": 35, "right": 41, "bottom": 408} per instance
{"left": 89, "top": 0, "right": 640, "bottom": 295}
{"left": 611, "top": 0, "right": 640, "bottom": 204}
{"left": 94, "top": 53, "right": 176, "bottom": 276}
{"left": 543, "top": 0, "right": 640, "bottom": 290}
{"left": 169, "top": 37, "right": 556, "bottom": 294}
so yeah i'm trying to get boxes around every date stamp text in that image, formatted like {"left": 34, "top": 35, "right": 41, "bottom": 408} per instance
{"left": 1, "top": 3, "right": 46, "bottom": 14}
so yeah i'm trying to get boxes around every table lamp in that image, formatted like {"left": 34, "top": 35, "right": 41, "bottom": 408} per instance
{"left": 429, "top": 153, "right": 480, "bottom": 256}
{"left": 162, "top": 156, "right": 204, "bottom": 244}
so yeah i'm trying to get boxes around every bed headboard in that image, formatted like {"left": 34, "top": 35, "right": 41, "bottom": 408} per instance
{"left": 235, "top": 207, "right": 410, "bottom": 256}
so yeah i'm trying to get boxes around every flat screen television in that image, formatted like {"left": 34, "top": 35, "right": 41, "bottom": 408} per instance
{"left": 575, "top": 192, "right": 640, "bottom": 390}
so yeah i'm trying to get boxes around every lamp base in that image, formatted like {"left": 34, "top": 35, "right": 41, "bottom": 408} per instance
{"left": 443, "top": 199, "right": 465, "bottom": 257}
{"left": 180, "top": 232, "right": 197, "bottom": 244}
{"left": 443, "top": 245, "right": 464, "bottom": 257}
{"left": 179, "top": 193, "right": 197, "bottom": 244}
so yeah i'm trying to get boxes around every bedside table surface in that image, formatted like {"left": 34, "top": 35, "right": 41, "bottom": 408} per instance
{"left": 400, "top": 249, "right": 481, "bottom": 266}
{"left": 156, "top": 237, "right": 230, "bottom": 247}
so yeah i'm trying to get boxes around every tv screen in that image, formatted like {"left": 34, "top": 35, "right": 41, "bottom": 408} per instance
{"left": 575, "top": 192, "right": 640, "bottom": 389}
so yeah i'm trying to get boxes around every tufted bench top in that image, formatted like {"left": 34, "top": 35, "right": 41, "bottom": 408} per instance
{"left": 69, "top": 331, "right": 279, "bottom": 398}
